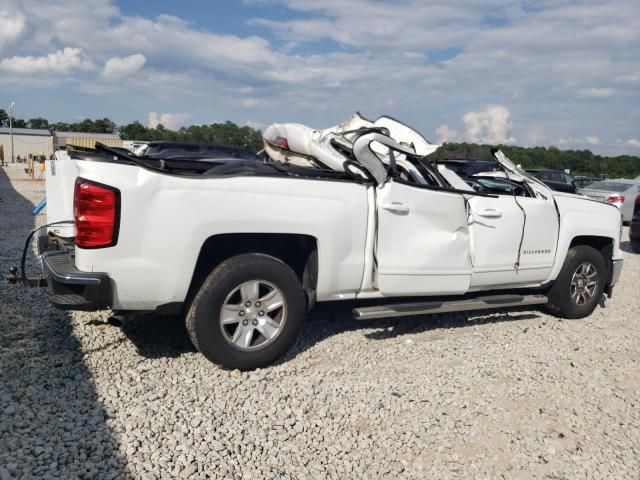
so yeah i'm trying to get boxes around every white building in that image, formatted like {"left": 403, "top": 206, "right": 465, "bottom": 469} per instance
{"left": 0, "top": 127, "right": 53, "bottom": 161}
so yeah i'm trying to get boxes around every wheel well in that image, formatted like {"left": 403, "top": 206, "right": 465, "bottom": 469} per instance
{"left": 569, "top": 235, "right": 613, "bottom": 257}
{"left": 569, "top": 235, "right": 613, "bottom": 279}
{"left": 186, "top": 233, "right": 318, "bottom": 307}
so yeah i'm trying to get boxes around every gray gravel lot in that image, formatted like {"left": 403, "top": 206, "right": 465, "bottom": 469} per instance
{"left": 1, "top": 164, "right": 639, "bottom": 479}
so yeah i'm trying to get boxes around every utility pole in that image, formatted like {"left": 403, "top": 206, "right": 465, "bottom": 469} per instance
{"left": 8, "top": 102, "right": 15, "bottom": 163}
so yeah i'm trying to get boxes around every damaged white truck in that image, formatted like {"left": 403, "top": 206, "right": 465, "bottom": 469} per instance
{"left": 21, "top": 114, "right": 623, "bottom": 369}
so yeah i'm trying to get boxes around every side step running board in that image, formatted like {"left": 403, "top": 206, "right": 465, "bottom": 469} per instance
{"left": 353, "top": 294, "right": 548, "bottom": 321}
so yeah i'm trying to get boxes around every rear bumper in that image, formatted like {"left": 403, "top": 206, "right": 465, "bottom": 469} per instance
{"left": 42, "top": 250, "right": 112, "bottom": 311}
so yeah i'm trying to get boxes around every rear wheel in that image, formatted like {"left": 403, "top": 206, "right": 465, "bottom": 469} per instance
{"left": 186, "top": 253, "right": 306, "bottom": 369}
{"left": 545, "top": 245, "right": 606, "bottom": 319}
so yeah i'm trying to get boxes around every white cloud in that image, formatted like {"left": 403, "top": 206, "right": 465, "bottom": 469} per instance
{"left": 615, "top": 74, "right": 639, "bottom": 83}
{"left": 249, "top": 1, "right": 485, "bottom": 51}
{"left": 102, "top": 54, "right": 146, "bottom": 79}
{"left": 435, "top": 106, "right": 515, "bottom": 145}
{"left": 242, "top": 98, "right": 262, "bottom": 108}
{"left": 435, "top": 124, "right": 459, "bottom": 143}
{"left": 1, "top": 0, "right": 639, "bottom": 156}
{"left": 577, "top": 87, "right": 617, "bottom": 98}
{"left": 0, "top": 47, "right": 95, "bottom": 75}
{"left": 627, "top": 138, "right": 640, "bottom": 148}
{"left": 585, "top": 136, "right": 601, "bottom": 145}
{"left": 462, "top": 106, "right": 515, "bottom": 144}
{"left": 0, "top": 2, "right": 26, "bottom": 51}
{"left": 148, "top": 112, "right": 191, "bottom": 130}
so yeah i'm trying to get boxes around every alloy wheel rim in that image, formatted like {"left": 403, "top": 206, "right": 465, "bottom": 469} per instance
{"left": 219, "top": 280, "right": 286, "bottom": 351}
{"left": 570, "top": 262, "right": 598, "bottom": 306}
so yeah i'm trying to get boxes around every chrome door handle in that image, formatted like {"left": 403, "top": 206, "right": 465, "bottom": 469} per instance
{"left": 382, "top": 202, "right": 410, "bottom": 215}
{"left": 478, "top": 209, "right": 502, "bottom": 218}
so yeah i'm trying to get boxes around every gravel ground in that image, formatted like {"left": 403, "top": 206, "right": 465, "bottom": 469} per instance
{"left": 1, "top": 164, "right": 639, "bottom": 479}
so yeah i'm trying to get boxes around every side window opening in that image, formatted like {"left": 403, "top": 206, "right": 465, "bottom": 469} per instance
{"left": 464, "top": 176, "right": 533, "bottom": 197}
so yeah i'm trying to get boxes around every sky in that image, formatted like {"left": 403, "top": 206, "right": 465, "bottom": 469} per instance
{"left": 0, "top": 0, "right": 639, "bottom": 155}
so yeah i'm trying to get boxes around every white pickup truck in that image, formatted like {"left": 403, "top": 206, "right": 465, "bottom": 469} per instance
{"left": 33, "top": 114, "right": 623, "bottom": 369}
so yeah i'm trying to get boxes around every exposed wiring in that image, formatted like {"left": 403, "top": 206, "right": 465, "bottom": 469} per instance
{"left": 20, "top": 220, "right": 74, "bottom": 288}
{"left": 494, "top": 161, "right": 527, "bottom": 271}
{"left": 371, "top": 187, "right": 379, "bottom": 288}
{"left": 512, "top": 193, "right": 527, "bottom": 271}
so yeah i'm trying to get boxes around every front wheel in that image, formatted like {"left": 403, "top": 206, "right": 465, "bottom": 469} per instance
{"left": 186, "top": 254, "right": 306, "bottom": 370}
{"left": 545, "top": 245, "right": 606, "bottom": 319}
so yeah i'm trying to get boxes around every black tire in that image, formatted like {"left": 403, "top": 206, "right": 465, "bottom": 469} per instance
{"left": 631, "top": 240, "right": 640, "bottom": 254}
{"left": 186, "top": 253, "right": 306, "bottom": 370}
{"left": 545, "top": 245, "right": 606, "bottom": 319}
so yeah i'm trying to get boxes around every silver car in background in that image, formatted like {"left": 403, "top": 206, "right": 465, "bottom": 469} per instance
{"left": 579, "top": 178, "right": 640, "bottom": 223}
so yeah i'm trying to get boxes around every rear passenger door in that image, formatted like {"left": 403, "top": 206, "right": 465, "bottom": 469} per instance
{"left": 375, "top": 180, "right": 473, "bottom": 296}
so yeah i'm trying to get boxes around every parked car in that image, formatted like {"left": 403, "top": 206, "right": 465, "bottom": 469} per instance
{"left": 630, "top": 195, "right": 640, "bottom": 253}
{"left": 579, "top": 179, "right": 640, "bottom": 223}
{"left": 135, "top": 141, "right": 261, "bottom": 162}
{"left": 526, "top": 169, "right": 575, "bottom": 184}
{"left": 30, "top": 114, "right": 623, "bottom": 369}
{"left": 525, "top": 169, "right": 578, "bottom": 193}
{"left": 432, "top": 160, "right": 577, "bottom": 194}
{"left": 436, "top": 159, "right": 498, "bottom": 177}
{"left": 573, "top": 176, "right": 599, "bottom": 189}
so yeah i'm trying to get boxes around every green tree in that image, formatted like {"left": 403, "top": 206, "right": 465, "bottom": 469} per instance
{"left": 432, "top": 142, "right": 640, "bottom": 178}
{"left": 73, "top": 119, "right": 97, "bottom": 132}
{"left": 27, "top": 117, "right": 49, "bottom": 129}
{"left": 0, "top": 109, "right": 8, "bottom": 128}
{"left": 52, "top": 122, "right": 72, "bottom": 131}
{"left": 92, "top": 118, "right": 117, "bottom": 134}
{"left": 119, "top": 121, "right": 149, "bottom": 140}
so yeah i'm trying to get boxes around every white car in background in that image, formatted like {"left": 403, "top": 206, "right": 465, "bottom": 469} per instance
{"left": 579, "top": 178, "right": 640, "bottom": 223}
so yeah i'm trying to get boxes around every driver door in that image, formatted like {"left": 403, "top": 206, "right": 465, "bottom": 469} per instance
{"left": 375, "top": 181, "right": 472, "bottom": 296}
{"left": 468, "top": 192, "right": 559, "bottom": 288}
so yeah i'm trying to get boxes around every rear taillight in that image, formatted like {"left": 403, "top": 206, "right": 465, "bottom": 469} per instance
{"left": 274, "top": 136, "right": 289, "bottom": 150}
{"left": 606, "top": 195, "right": 625, "bottom": 205}
{"left": 74, "top": 178, "right": 120, "bottom": 248}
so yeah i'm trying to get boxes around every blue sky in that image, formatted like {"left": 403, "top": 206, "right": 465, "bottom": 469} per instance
{"left": 1, "top": 0, "right": 639, "bottom": 154}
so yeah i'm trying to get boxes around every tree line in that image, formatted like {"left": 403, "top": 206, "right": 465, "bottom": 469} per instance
{"left": 0, "top": 109, "right": 638, "bottom": 177}
{"left": 432, "top": 142, "right": 640, "bottom": 179}
{"left": 0, "top": 110, "right": 263, "bottom": 152}
{"left": 119, "top": 121, "right": 263, "bottom": 152}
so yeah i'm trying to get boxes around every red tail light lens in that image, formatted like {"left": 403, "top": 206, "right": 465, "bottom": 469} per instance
{"left": 274, "top": 136, "right": 289, "bottom": 150}
{"left": 74, "top": 178, "right": 120, "bottom": 248}
{"left": 606, "top": 195, "right": 625, "bottom": 204}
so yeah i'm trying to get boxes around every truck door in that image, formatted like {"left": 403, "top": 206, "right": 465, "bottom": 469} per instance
{"left": 375, "top": 180, "right": 472, "bottom": 296}
{"left": 468, "top": 193, "right": 559, "bottom": 288}
{"left": 512, "top": 195, "right": 559, "bottom": 276}
{"left": 467, "top": 195, "right": 526, "bottom": 287}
